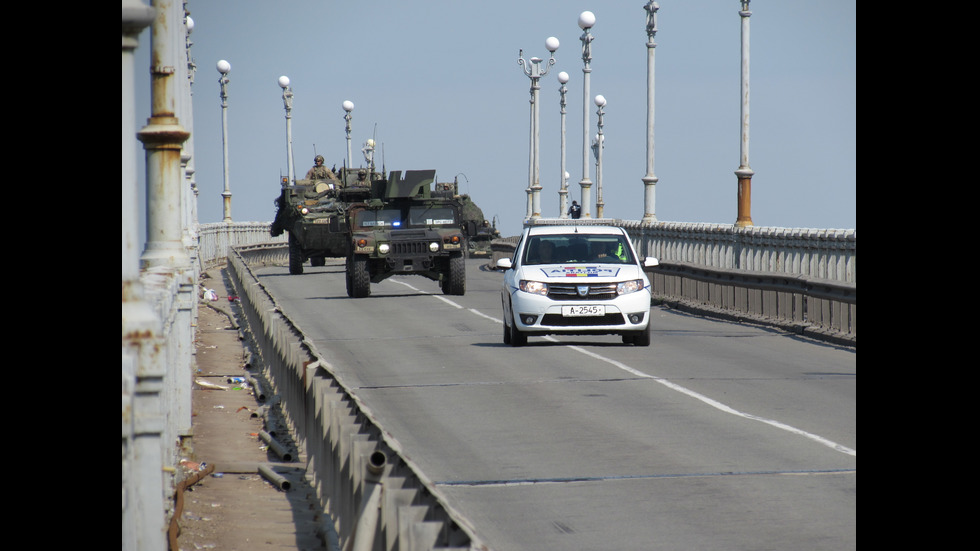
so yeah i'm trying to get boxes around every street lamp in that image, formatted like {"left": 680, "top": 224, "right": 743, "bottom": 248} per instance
{"left": 518, "top": 36, "right": 559, "bottom": 220}
{"left": 279, "top": 75, "right": 295, "bottom": 186}
{"left": 642, "top": 1, "right": 659, "bottom": 222}
{"left": 362, "top": 138, "right": 376, "bottom": 172}
{"left": 217, "top": 59, "right": 232, "bottom": 222}
{"left": 557, "top": 71, "right": 570, "bottom": 218}
{"left": 592, "top": 94, "right": 606, "bottom": 218}
{"left": 343, "top": 100, "right": 354, "bottom": 172}
{"left": 578, "top": 10, "right": 596, "bottom": 219}
{"left": 735, "top": 0, "right": 754, "bottom": 227}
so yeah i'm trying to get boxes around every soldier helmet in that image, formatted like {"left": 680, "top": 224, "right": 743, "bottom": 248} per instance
{"left": 314, "top": 155, "right": 324, "bottom": 164}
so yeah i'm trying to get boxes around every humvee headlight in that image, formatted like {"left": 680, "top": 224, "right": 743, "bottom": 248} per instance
{"left": 378, "top": 243, "right": 390, "bottom": 254}
{"left": 429, "top": 242, "right": 440, "bottom": 252}
{"left": 300, "top": 207, "right": 309, "bottom": 215}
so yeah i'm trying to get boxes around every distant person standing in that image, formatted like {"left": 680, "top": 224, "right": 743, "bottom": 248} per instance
{"left": 568, "top": 200, "right": 582, "bottom": 219}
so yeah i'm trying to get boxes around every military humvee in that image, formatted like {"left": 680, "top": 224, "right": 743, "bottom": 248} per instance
{"left": 269, "top": 167, "right": 378, "bottom": 274}
{"left": 345, "top": 169, "right": 466, "bottom": 297}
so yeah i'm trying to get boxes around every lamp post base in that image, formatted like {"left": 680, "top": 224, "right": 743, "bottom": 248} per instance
{"left": 735, "top": 168, "right": 754, "bottom": 227}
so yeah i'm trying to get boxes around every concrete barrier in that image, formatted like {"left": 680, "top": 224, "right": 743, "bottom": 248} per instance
{"left": 226, "top": 246, "right": 487, "bottom": 551}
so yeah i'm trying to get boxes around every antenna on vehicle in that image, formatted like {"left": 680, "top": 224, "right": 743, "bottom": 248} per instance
{"left": 455, "top": 172, "right": 469, "bottom": 196}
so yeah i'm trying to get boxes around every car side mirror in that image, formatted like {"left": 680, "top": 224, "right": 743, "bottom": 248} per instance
{"left": 497, "top": 258, "right": 513, "bottom": 270}
{"left": 642, "top": 257, "right": 659, "bottom": 268}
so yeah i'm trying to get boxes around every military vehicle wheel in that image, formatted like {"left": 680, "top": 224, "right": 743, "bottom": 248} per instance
{"left": 347, "top": 254, "right": 371, "bottom": 298}
{"left": 288, "top": 234, "right": 304, "bottom": 275}
{"left": 443, "top": 252, "right": 465, "bottom": 295}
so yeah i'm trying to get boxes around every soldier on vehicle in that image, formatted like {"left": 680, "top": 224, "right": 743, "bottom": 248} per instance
{"left": 306, "top": 155, "right": 335, "bottom": 180}
{"left": 354, "top": 169, "right": 370, "bottom": 187}
{"left": 569, "top": 200, "right": 582, "bottom": 219}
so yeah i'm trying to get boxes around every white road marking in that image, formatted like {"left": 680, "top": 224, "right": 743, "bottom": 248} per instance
{"left": 392, "top": 278, "right": 856, "bottom": 457}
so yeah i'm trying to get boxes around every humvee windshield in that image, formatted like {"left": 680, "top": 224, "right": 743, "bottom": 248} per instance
{"left": 354, "top": 206, "right": 457, "bottom": 229}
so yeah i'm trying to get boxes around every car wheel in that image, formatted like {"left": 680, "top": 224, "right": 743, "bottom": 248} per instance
{"left": 509, "top": 312, "right": 527, "bottom": 347}
{"left": 503, "top": 319, "right": 511, "bottom": 345}
{"left": 631, "top": 324, "right": 651, "bottom": 347}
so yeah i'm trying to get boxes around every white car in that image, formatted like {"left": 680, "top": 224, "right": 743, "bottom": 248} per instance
{"left": 498, "top": 225, "right": 659, "bottom": 346}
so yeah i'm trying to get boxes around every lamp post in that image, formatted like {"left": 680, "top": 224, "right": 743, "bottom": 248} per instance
{"left": 217, "top": 59, "right": 232, "bottom": 222}
{"left": 578, "top": 11, "right": 596, "bottom": 219}
{"left": 642, "top": 1, "right": 659, "bottom": 222}
{"left": 735, "top": 0, "right": 755, "bottom": 227}
{"left": 518, "top": 37, "right": 559, "bottom": 220}
{"left": 362, "top": 138, "right": 376, "bottom": 172}
{"left": 279, "top": 76, "right": 295, "bottom": 186}
{"left": 343, "top": 100, "right": 354, "bottom": 171}
{"left": 557, "top": 71, "right": 570, "bottom": 218}
{"left": 592, "top": 94, "right": 606, "bottom": 218}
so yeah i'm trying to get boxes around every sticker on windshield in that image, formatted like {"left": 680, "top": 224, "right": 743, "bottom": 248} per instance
{"left": 538, "top": 266, "right": 621, "bottom": 278}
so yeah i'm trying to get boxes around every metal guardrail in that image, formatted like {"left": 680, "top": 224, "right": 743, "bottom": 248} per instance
{"left": 226, "top": 245, "right": 488, "bottom": 551}
{"left": 648, "top": 261, "right": 855, "bottom": 345}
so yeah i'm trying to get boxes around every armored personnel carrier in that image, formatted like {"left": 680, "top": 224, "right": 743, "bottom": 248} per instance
{"left": 345, "top": 169, "right": 467, "bottom": 297}
{"left": 269, "top": 167, "right": 379, "bottom": 274}
{"left": 434, "top": 180, "right": 500, "bottom": 258}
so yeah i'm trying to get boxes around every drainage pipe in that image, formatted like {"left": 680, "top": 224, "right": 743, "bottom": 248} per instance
{"left": 169, "top": 462, "right": 216, "bottom": 549}
{"left": 247, "top": 376, "right": 267, "bottom": 401}
{"left": 259, "top": 430, "right": 292, "bottom": 461}
{"left": 345, "top": 451, "right": 387, "bottom": 551}
{"left": 258, "top": 463, "right": 291, "bottom": 491}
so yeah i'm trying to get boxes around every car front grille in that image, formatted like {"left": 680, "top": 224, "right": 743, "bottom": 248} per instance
{"left": 547, "top": 282, "right": 618, "bottom": 301}
{"left": 541, "top": 313, "right": 626, "bottom": 326}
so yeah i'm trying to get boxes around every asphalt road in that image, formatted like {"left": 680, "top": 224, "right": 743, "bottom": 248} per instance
{"left": 255, "top": 257, "right": 856, "bottom": 550}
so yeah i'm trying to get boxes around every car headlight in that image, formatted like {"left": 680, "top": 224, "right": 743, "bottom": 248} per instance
{"left": 617, "top": 279, "right": 645, "bottom": 295}
{"left": 429, "top": 241, "right": 440, "bottom": 252}
{"left": 378, "top": 243, "right": 390, "bottom": 254}
{"left": 519, "top": 280, "right": 549, "bottom": 296}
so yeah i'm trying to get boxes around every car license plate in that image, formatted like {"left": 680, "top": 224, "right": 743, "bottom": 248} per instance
{"left": 562, "top": 305, "right": 604, "bottom": 317}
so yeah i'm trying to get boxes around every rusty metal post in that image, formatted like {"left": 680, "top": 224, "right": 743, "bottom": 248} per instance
{"left": 137, "top": 0, "right": 195, "bottom": 521}
{"left": 734, "top": 0, "right": 755, "bottom": 227}
{"left": 123, "top": 2, "right": 165, "bottom": 550}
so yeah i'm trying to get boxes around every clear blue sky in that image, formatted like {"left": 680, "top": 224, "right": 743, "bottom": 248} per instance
{"left": 132, "top": 0, "right": 855, "bottom": 239}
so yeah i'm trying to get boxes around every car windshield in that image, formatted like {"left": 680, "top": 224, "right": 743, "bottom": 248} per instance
{"left": 523, "top": 235, "right": 634, "bottom": 265}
